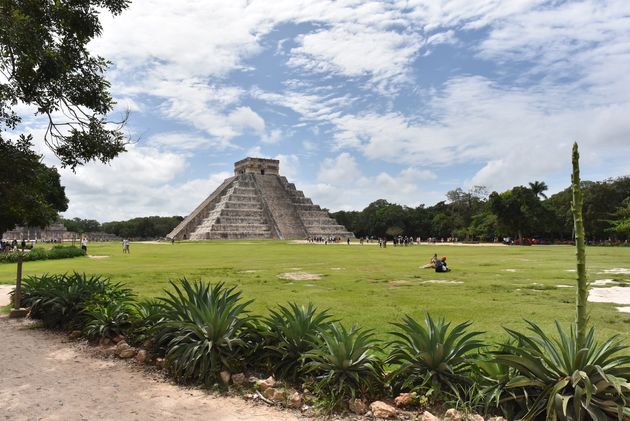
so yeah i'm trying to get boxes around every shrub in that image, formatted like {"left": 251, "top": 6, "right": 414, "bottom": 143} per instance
{"left": 154, "top": 279, "right": 255, "bottom": 386}
{"left": 305, "top": 323, "right": 384, "bottom": 410}
{"left": 262, "top": 302, "right": 333, "bottom": 380}
{"left": 0, "top": 246, "right": 84, "bottom": 264}
{"left": 387, "top": 314, "right": 485, "bottom": 397}
{"left": 21, "top": 272, "right": 133, "bottom": 329}
{"left": 83, "top": 301, "right": 135, "bottom": 340}
{"left": 494, "top": 321, "right": 630, "bottom": 420}
{"left": 128, "top": 299, "right": 166, "bottom": 347}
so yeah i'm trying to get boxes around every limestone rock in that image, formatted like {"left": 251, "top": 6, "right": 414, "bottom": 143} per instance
{"left": 257, "top": 376, "right": 276, "bottom": 391}
{"left": 488, "top": 418, "right": 507, "bottom": 421}
{"left": 142, "top": 339, "right": 154, "bottom": 349}
{"left": 99, "top": 337, "right": 112, "bottom": 346}
{"left": 369, "top": 401, "right": 397, "bottom": 418}
{"left": 220, "top": 370, "right": 231, "bottom": 384}
{"left": 112, "top": 334, "right": 125, "bottom": 344}
{"left": 119, "top": 347, "right": 137, "bottom": 359}
{"left": 68, "top": 330, "right": 82, "bottom": 340}
{"left": 288, "top": 392, "right": 302, "bottom": 409}
{"left": 272, "top": 389, "right": 286, "bottom": 402}
{"left": 115, "top": 341, "right": 130, "bottom": 352}
{"left": 394, "top": 392, "right": 416, "bottom": 407}
{"left": 155, "top": 357, "right": 166, "bottom": 369}
{"left": 232, "top": 373, "right": 245, "bottom": 385}
{"left": 263, "top": 387, "right": 276, "bottom": 400}
{"left": 421, "top": 411, "right": 439, "bottom": 421}
{"left": 348, "top": 398, "right": 368, "bottom": 415}
{"left": 466, "top": 414, "right": 484, "bottom": 421}
{"left": 136, "top": 349, "right": 148, "bottom": 364}
{"left": 444, "top": 408, "right": 462, "bottom": 421}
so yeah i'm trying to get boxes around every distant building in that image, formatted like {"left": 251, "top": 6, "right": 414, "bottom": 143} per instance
{"left": 168, "top": 157, "right": 353, "bottom": 240}
{"left": 2, "top": 223, "right": 72, "bottom": 242}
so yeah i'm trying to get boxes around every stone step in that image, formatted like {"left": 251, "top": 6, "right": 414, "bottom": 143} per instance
{"left": 216, "top": 216, "right": 267, "bottom": 224}
{"left": 219, "top": 208, "right": 265, "bottom": 217}
{"left": 210, "top": 224, "right": 271, "bottom": 232}
{"left": 301, "top": 218, "right": 338, "bottom": 226}
{"left": 224, "top": 202, "right": 263, "bottom": 210}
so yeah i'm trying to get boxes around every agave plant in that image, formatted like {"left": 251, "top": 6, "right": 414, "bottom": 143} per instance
{"left": 126, "top": 299, "right": 166, "bottom": 347}
{"left": 305, "top": 323, "right": 384, "bottom": 409}
{"left": 83, "top": 301, "right": 135, "bottom": 340}
{"left": 263, "top": 302, "right": 333, "bottom": 380}
{"left": 155, "top": 278, "right": 254, "bottom": 386}
{"left": 386, "top": 313, "right": 485, "bottom": 396}
{"left": 21, "top": 272, "right": 133, "bottom": 329}
{"left": 494, "top": 321, "right": 630, "bottom": 420}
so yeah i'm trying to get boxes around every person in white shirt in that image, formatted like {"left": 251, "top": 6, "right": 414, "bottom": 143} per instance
{"left": 81, "top": 237, "right": 88, "bottom": 253}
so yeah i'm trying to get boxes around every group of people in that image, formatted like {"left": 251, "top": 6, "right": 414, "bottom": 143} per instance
{"left": 423, "top": 253, "right": 450, "bottom": 272}
{"left": 0, "top": 239, "right": 31, "bottom": 252}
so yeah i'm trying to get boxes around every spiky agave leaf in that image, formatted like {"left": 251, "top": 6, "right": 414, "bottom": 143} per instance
{"left": 494, "top": 321, "right": 630, "bottom": 420}
{"left": 155, "top": 278, "right": 255, "bottom": 386}
{"left": 386, "top": 313, "right": 485, "bottom": 396}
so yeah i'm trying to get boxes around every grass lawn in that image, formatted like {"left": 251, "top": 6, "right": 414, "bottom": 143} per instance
{"left": 1, "top": 240, "right": 629, "bottom": 342}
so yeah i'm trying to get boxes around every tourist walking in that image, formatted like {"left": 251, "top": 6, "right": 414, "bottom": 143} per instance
{"left": 81, "top": 237, "right": 88, "bottom": 253}
{"left": 122, "top": 238, "right": 130, "bottom": 254}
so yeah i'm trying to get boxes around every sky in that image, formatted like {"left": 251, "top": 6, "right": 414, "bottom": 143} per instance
{"left": 22, "top": 0, "right": 630, "bottom": 221}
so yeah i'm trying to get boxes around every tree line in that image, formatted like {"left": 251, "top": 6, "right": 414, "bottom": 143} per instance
{"left": 61, "top": 216, "right": 183, "bottom": 240}
{"left": 331, "top": 177, "right": 630, "bottom": 243}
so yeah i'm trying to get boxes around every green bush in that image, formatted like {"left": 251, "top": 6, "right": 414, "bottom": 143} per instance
{"left": 21, "top": 272, "right": 134, "bottom": 329}
{"left": 305, "top": 323, "right": 384, "bottom": 410}
{"left": 154, "top": 279, "right": 255, "bottom": 386}
{"left": 262, "top": 302, "right": 333, "bottom": 381}
{"left": 387, "top": 314, "right": 485, "bottom": 397}
{"left": 0, "top": 246, "right": 85, "bottom": 264}
{"left": 494, "top": 321, "right": 630, "bottom": 420}
{"left": 128, "top": 299, "right": 166, "bottom": 347}
{"left": 83, "top": 301, "right": 135, "bottom": 340}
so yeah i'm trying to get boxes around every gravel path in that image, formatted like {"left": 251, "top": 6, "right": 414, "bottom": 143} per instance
{"left": 0, "top": 285, "right": 302, "bottom": 421}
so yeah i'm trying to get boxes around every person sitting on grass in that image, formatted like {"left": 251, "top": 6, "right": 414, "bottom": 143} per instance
{"left": 423, "top": 253, "right": 438, "bottom": 268}
{"left": 435, "top": 256, "right": 450, "bottom": 272}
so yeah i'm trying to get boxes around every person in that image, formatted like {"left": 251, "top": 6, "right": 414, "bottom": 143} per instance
{"left": 423, "top": 253, "right": 438, "bottom": 269}
{"left": 122, "top": 238, "right": 130, "bottom": 254}
{"left": 347, "top": 238, "right": 350, "bottom": 245}
{"left": 435, "top": 256, "right": 450, "bottom": 272}
{"left": 81, "top": 237, "right": 88, "bottom": 253}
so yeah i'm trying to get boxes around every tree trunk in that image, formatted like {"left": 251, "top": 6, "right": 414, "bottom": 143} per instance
{"left": 572, "top": 143, "right": 588, "bottom": 346}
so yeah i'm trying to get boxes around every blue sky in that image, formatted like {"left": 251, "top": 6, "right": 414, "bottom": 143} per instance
{"left": 24, "top": 0, "right": 630, "bottom": 221}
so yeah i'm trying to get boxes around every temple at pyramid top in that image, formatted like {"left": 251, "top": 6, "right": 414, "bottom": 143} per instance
{"left": 168, "top": 157, "right": 353, "bottom": 240}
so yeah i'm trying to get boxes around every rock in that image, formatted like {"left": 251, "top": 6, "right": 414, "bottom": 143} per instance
{"left": 115, "top": 341, "right": 130, "bottom": 352}
{"left": 99, "top": 337, "right": 112, "bottom": 346}
{"left": 488, "top": 418, "right": 507, "bottom": 421}
{"left": 119, "top": 347, "right": 137, "bottom": 359}
{"left": 394, "top": 392, "right": 416, "bottom": 407}
{"left": 421, "top": 411, "right": 439, "bottom": 421}
{"left": 348, "top": 398, "right": 368, "bottom": 415}
{"left": 142, "top": 339, "right": 154, "bottom": 349}
{"left": 155, "top": 357, "right": 166, "bottom": 369}
{"left": 369, "top": 401, "right": 397, "bottom": 418}
{"left": 444, "top": 408, "right": 462, "bottom": 421}
{"left": 232, "top": 373, "right": 245, "bottom": 385}
{"left": 219, "top": 370, "right": 231, "bottom": 384}
{"left": 263, "top": 387, "right": 276, "bottom": 400}
{"left": 135, "top": 349, "right": 148, "bottom": 364}
{"left": 466, "top": 415, "right": 484, "bottom": 421}
{"left": 288, "top": 391, "right": 302, "bottom": 409}
{"left": 256, "top": 376, "right": 276, "bottom": 391}
{"left": 112, "top": 334, "right": 125, "bottom": 344}
{"left": 68, "top": 330, "right": 82, "bottom": 340}
{"left": 272, "top": 389, "right": 286, "bottom": 402}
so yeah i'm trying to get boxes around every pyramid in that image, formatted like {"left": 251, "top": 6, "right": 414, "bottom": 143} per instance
{"left": 168, "top": 157, "right": 354, "bottom": 240}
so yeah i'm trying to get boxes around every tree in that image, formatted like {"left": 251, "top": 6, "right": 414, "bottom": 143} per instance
{"left": 489, "top": 186, "right": 550, "bottom": 245}
{"left": 0, "top": 0, "right": 130, "bottom": 235}
{"left": 608, "top": 197, "right": 630, "bottom": 238}
{"left": 0, "top": 136, "right": 68, "bottom": 234}
{"left": 528, "top": 180, "right": 548, "bottom": 199}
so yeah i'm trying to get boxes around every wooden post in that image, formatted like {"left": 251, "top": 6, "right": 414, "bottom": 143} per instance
{"left": 9, "top": 254, "right": 27, "bottom": 318}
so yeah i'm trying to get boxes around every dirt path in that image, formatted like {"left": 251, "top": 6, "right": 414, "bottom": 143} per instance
{"left": 0, "top": 293, "right": 303, "bottom": 420}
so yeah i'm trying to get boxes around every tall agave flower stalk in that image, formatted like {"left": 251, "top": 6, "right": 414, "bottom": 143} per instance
{"left": 571, "top": 142, "right": 588, "bottom": 346}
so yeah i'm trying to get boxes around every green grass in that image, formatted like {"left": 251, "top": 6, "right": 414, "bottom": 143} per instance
{"left": 1, "top": 241, "right": 629, "bottom": 342}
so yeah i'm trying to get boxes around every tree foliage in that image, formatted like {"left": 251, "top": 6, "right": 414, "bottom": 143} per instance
{"left": 0, "top": 0, "right": 130, "bottom": 168}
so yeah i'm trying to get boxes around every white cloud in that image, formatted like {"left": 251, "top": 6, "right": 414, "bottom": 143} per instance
{"left": 146, "top": 132, "right": 212, "bottom": 151}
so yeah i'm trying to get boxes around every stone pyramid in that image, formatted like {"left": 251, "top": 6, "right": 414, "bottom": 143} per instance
{"left": 168, "top": 157, "right": 354, "bottom": 240}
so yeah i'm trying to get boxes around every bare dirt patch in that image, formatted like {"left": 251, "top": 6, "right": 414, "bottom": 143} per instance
{"left": 589, "top": 287, "right": 630, "bottom": 305}
{"left": 277, "top": 272, "right": 321, "bottom": 281}
{"left": 240, "top": 270, "right": 260, "bottom": 273}
{"left": 598, "top": 268, "right": 630, "bottom": 275}
{"left": 88, "top": 255, "right": 110, "bottom": 260}
{"left": 420, "top": 280, "right": 463, "bottom": 285}
{"left": 389, "top": 280, "right": 414, "bottom": 287}
{"left": 592, "top": 279, "right": 617, "bottom": 286}
{"left": 503, "top": 269, "right": 518, "bottom": 272}
{"left": 556, "top": 284, "right": 574, "bottom": 288}
{"left": 0, "top": 284, "right": 13, "bottom": 307}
